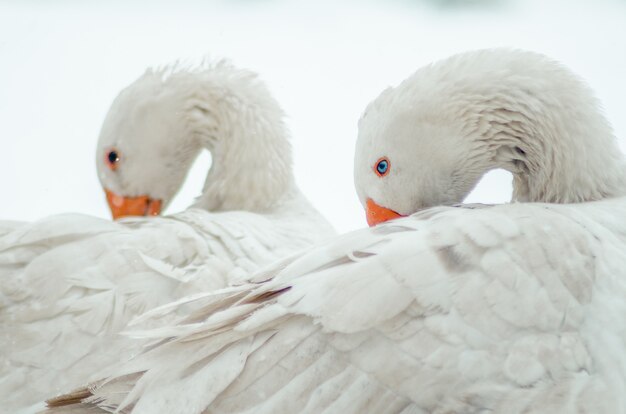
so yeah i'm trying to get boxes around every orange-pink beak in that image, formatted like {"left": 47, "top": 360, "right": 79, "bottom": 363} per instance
{"left": 105, "top": 189, "right": 162, "bottom": 220}
{"left": 365, "top": 198, "right": 403, "bottom": 227}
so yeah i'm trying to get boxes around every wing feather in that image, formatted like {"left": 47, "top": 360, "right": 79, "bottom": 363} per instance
{"left": 1, "top": 206, "right": 333, "bottom": 412}
{"left": 47, "top": 200, "right": 626, "bottom": 413}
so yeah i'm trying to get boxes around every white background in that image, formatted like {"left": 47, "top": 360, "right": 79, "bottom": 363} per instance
{"left": 1, "top": 0, "right": 625, "bottom": 233}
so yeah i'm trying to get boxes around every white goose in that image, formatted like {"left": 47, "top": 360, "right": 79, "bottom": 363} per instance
{"left": 47, "top": 49, "right": 626, "bottom": 414}
{"left": 0, "top": 61, "right": 334, "bottom": 412}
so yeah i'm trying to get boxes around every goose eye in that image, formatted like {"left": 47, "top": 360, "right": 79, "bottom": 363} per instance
{"left": 106, "top": 150, "right": 120, "bottom": 170}
{"left": 374, "top": 157, "right": 390, "bottom": 177}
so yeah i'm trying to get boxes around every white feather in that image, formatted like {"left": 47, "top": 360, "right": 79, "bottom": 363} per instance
{"left": 45, "top": 49, "right": 626, "bottom": 414}
{"left": 47, "top": 200, "right": 626, "bottom": 413}
{"left": 0, "top": 60, "right": 334, "bottom": 412}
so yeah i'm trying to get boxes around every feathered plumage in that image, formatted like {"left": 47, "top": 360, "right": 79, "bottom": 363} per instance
{"left": 0, "top": 61, "right": 334, "bottom": 412}
{"left": 44, "top": 49, "right": 626, "bottom": 413}
{"left": 46, "top": 200, "right": 626, "bottom": 413}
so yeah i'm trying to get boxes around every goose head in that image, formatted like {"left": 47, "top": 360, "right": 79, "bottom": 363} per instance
{"left": 355, "top": 48, "right": 626, "bottom": 226}
{"left": 97, "top": 61, "right": 293, "bottom": 219}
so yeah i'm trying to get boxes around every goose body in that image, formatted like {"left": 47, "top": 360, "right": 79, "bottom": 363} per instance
{"left": 46, "top": 49, "right": 626, "bottom": 413}
{"left": 0, "top": 62, "right": 334, "bottom": 412}
{"left": 48, "top": 199, "right": 626, "bottom": 413}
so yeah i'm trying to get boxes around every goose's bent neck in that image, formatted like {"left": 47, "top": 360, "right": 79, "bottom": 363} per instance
{"left": 452, "top": 52, "right": 626, "bottom": 204}
{"left": 474, "top": 92, "right": 626, "bottom": 204}
{"left": 173, "top": 65, "right": 294, "bottom": 213}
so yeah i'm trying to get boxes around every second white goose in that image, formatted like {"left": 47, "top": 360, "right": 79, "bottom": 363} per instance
{"left": 0, "top": 61, "right": 334, "bottom": 413}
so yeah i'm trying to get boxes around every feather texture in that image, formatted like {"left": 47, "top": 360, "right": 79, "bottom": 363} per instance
{"left": 0, "top": 195, "right": 333, "bottom": 412}
{"left": 45, "top": 198, "right": 626, "bottom": 413}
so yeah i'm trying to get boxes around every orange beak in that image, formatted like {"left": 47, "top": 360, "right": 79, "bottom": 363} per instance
{"left": 366, "top": 198, "right": 403, "bottom": 227}
{"left": 105, "top": 189, "right": 162, "bottom": 220}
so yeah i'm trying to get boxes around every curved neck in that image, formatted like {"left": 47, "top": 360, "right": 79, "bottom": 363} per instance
{"left": 467, "top": 94, "right": 626, "bottom": 204}
{"left": 179, "top": 67, "right": 294, "bottom": 212}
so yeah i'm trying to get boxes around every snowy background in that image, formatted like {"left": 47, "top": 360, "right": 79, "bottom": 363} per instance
{"left": 1, "top": 0, "right": 625, "bottom": 233}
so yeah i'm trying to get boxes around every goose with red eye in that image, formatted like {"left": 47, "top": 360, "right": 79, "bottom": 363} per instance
{"left": 0, "top": 60, "right": 335, "bottom": 412}
{"left": 102, "top": 147, "right": 162, "bottom": 218}
{"left": 96, "top": 61, "right": 325, "bottom": 223}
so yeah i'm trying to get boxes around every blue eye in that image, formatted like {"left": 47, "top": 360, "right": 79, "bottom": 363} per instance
{"left": 377, "top": 160, "right": 388, "bottom": 174}
{"left": 375, "top": 157, "right": 390, "bottom": 177}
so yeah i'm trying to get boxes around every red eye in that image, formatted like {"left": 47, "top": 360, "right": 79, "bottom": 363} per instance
{"left": 374, "top": 157, "right": 390, "bottom": 177}
{"left": 106, "top": 149, "right": 120, "bottom": 171}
